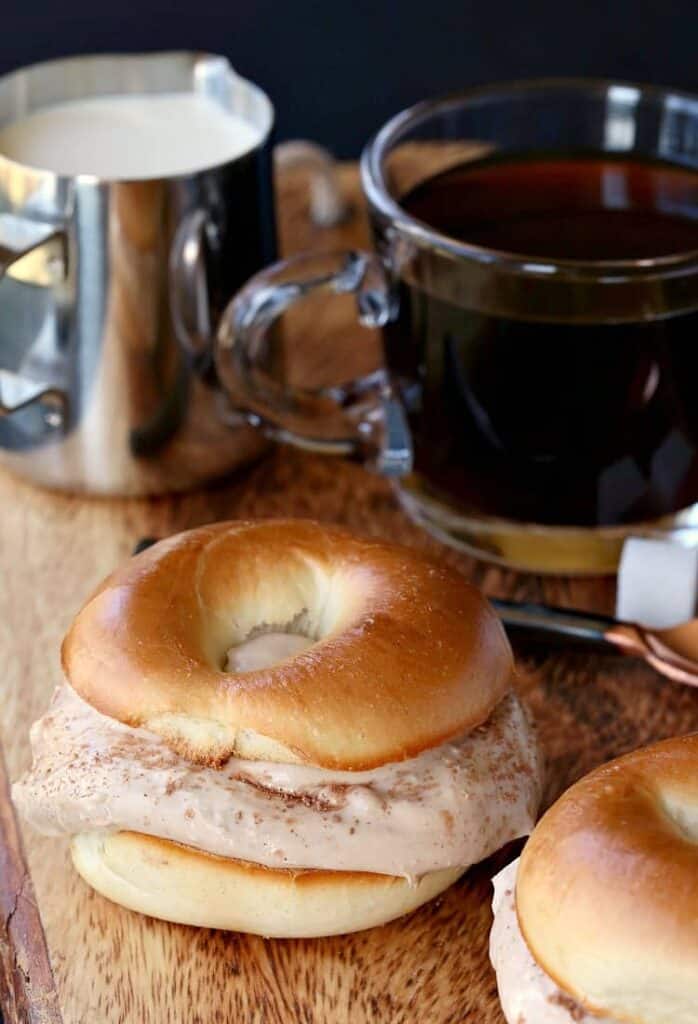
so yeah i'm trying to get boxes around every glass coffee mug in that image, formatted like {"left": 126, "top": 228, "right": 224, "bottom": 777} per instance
{"left": 217, "top": 80, "right": 698, "bottom": 574}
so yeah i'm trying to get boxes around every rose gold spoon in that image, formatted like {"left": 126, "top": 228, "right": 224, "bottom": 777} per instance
{"left": 492, "top": 599, "right": 698, "bottom": 687}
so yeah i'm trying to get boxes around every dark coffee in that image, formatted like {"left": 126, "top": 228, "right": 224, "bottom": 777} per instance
{"left": 383, "top": 153, "right": 698, "bottom": 527}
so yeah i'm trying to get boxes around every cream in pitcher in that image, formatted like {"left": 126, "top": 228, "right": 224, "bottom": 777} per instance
{"left": 0, "top": 92, "right": 262, "bottom": 179}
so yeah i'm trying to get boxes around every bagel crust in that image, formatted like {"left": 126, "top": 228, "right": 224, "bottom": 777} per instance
{"left": 70, "top": 831, "right": 464, "bottom": 937}
{"left": 62, "top": 519, "right": 512, "bottom": 769}
{"left": 516, "top": 734, "right": 698, "bottom": 1024}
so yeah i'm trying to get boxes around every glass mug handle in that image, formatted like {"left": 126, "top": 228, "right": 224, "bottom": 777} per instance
{"left": 215, "top": 249, "right": 413, "bottom": 476}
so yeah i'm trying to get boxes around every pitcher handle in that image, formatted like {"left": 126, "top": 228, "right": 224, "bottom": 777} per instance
{"left": 170, "top": 142, "right": 350, "bottom": 362}
{"left": 169, "top": 209, "right": 213, "bottom": 367}
{"left": 215, "top": 249, "right": 412, "bottom": 476}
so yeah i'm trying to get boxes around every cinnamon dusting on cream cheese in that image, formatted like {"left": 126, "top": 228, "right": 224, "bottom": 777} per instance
{"left": 14, "top": 686, "right": 542, "bottom": 877}
{"left": 490, "top": 860, "right": 619, "bottom": 1024}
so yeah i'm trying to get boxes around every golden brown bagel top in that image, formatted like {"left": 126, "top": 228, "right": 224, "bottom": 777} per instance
{"left": 62, "top": 519, "right": 512, "bottom": 769}
{"left": 516, "top": 734, "right": 698, "bottom": 1024}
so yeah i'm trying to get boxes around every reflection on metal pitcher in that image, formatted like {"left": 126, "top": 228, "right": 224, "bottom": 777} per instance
{"left": 0, "top": 51, "right": 277, "bottom": 495}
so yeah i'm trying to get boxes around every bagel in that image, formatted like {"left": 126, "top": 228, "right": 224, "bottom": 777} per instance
{"left": 15, "top": 519, "right": 543, "bottom": 936}
{"left": 62, "top": 518, "right": 513, "bottom": 769}
{"left": 490, "top": 734, "right": 698, "bottom": 1024}
{"left": 70, "top": 832, "right": 464, "bottom": 938}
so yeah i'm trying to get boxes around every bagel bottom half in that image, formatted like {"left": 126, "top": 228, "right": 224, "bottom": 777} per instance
{"left": 71, "top": 831, "right": 463, "bottom": 937}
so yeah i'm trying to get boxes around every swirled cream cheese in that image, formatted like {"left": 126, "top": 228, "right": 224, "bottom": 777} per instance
{"left": 490, "top": 859, "right": 619, "bottom": 1024}
{"left": 14, "top": 684, "right": 542, "bottom": 878}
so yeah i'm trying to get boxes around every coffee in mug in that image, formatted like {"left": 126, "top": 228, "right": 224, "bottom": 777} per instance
{"left": 385, "top": 151, "right": 698, "bottom": 529}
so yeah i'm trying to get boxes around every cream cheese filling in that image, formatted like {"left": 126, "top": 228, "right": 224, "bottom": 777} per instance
{"left": 14, "top": 686, "right": 542, "bottom": 877}
{"left": 490, "top": 859, "right": 619, "bottom": 1024}
{"left": 225, "top": 632, "right": 314, "bottom": 673}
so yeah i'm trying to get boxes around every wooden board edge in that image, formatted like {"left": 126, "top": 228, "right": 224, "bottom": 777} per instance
{"left": 0, "top": 746, "right": 62, "bottom": 1023}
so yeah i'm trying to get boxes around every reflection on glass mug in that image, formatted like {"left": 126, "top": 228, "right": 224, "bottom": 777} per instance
{"left": 0, "top": 51, "right": 345, "bottom": 495}
{"left": 219, "top": 80, "right": 698, "bottom": 575}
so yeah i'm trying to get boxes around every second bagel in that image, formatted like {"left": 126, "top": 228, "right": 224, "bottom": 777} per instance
{"left": 490, "top": 734, "right": 698, "bottom": 1024}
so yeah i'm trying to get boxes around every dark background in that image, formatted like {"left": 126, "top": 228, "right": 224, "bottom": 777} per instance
{"left": 0, "top": 0, "right": 695, "bottom": 158}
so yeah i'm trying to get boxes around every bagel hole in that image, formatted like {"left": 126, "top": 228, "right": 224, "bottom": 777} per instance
{"left": 223, "top": 610, "right": 315, "bottom": 673}
{"left": 209, "top": 556, "right": 359, "bottom": 673}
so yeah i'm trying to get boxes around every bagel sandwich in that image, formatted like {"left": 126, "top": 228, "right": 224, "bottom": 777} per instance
{"left": 14, "top": 519, "right": 542, "bottom": 937}
{"left": 490, "top": 735, "right": 698, "bottom": 1024}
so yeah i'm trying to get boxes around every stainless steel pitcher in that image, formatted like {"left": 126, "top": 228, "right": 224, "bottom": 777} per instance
{"left": 0, "top": 51, "right": 280, "bottom": 495}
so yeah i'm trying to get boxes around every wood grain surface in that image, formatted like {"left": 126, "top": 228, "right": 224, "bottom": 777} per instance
{"left": 2, "top": 164, "right": 698, "bottom": 1024}
{"left": 0, "top": 744, "right": 61, "bottom": 1024}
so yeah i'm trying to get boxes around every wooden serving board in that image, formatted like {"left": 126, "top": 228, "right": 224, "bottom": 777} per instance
{"left": 3, "top": 165, "right": 698, "bottom": 1024}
